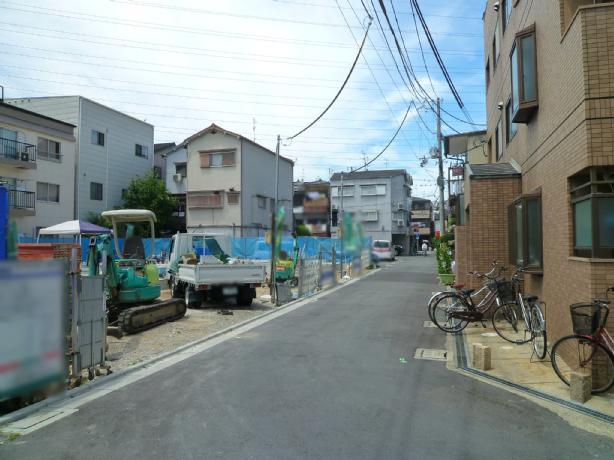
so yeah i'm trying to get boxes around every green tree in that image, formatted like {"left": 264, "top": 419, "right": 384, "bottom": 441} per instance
{"left": 122, "top": 171, "right": 177, "bottom": 233}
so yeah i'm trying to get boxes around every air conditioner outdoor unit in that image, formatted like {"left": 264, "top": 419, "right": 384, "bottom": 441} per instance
{"left": 397, "top": 202, "right": 404, "bottom": 210}
{"left": 173, "top": 174, "right": 183, "bottom": 182}
{"left": 20, "top": 152, "right": 29, "bottom": 162}
{"left": 396, "top": 219, "right": 404, "bottom": 226}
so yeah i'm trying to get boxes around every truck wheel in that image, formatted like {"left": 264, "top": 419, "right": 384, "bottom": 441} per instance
{"left": 171, "top": 277, "right": 185, "bottom": 299}
{"left": 185, "top": 287, "right": 201, "bottom": 309}
{"left": 237, "top": 286, "right": 254, "bottom": 307}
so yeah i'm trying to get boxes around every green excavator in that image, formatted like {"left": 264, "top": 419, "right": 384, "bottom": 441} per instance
{"left": 86, "top": 209, "right": 186, "bottom": 334}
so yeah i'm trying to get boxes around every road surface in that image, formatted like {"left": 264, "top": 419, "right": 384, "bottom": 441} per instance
{"left": 2, "top": 257, "right": 613, "bottom": 459}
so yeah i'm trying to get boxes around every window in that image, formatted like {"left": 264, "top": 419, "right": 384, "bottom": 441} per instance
{"left": 492, "top": 20, "right": 500, "bottom": 69}
{"left": 270, "top": 198, "right": 275, "bottom": 210}
{"left": 37, "top": 137, "right": 61, "bottom": 161}
{"left": 331, "top": 185, "right": 354, "bottom": 197}
{"left": 360, "top": 184, "right": 386, "bottom": 196}
{"left": 485, "top": 59, "right": 490, "bottom": 90}
{"left": 199, "top": 150, "right": 235, "bottom": 168}
{"left": 188, "top": 192, "right": 222, "bottom": 208}
{"left": 175, "top": 163, "right": 187, "bottom": 177}
{"left": 502, "top": 0, "right": 512, "bottom": 32}
{"left": 510, "top": 25, "right": 538, "bottom": 123}
{"left": 495, "top": 118, "right": 503, "bottom": 160}
{"left": 135, "top": 144, "right": 149, "bottom": 158}
{"left": 570, "top": 167, "right": 614, "bottom": 258}
{"left": 361, "top": 210, "right": 378, "bottom": 222}
{"left": 508, "top": 193, "right": 542, "bottom": 270}
{"left": 227, "top": 192, "right": 240, "bottom": 205}
{"left": 257, "top": 196, "right": 266, "bottom": 209}
{"left": 506, "top": 99, "right": 518, "bottom": 144}
{"left": 153, "top": 166, "right": 162, "bottom": 178}
{"left": 121, "top": 188, "right": 128, "bottom": 199}
{"left": 37, "top": 182, "right": 60, "bottom": 203}
{"left": 90, "top": 182, "right": 103, "bottom": 201}
{"left": 91, "top": 130, "right": 105, "bottom": 146}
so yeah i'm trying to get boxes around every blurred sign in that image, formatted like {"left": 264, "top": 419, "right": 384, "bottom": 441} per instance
{"left": 0, "top": 260, "right": 65, "bottom": 399}
{"left": 411, "top": 210, "right": 431, "bottom": 219}
{"left": 451, "top": 165, "right": 464, "bottom": 176}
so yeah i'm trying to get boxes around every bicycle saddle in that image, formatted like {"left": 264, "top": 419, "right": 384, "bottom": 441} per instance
{"left": 452, "top": 284, "right": 465, "bottom": 289}
{"left": 461, "top": 288, "right": 475, "bottom": 296}
{"left": 594, "top": 298, "right": 611, "bottom": 305}
{"left": 523, "top": 294, "right": 538, "bottom": 302}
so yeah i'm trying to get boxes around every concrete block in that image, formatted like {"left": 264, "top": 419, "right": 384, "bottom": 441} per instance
{"left": 472, "top": 343, "right": 492, "bottom": 371}
{"left": 569, "top": 372, "right": 592, "bottom": 403}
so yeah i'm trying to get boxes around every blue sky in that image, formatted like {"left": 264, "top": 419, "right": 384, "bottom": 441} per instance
{"left": 0, "top": 0, "right": 487, "bottom": 202}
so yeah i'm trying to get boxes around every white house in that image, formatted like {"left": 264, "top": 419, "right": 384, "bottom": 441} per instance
{"left": 6, "top": 96, "right": 154, "bottom": 220}
{"left": 0, "top": 101, "right": 76, "bottom": 236}
{"left": 169, "top": 124, "right": 293, "bottom": 236}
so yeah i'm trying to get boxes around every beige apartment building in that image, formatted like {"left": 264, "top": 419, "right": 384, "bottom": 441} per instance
{"left": 454, "top": 0, "right": 614, "bottom": 346}
{"left": 0, "top": 101, "right": 76, "bottom": 237}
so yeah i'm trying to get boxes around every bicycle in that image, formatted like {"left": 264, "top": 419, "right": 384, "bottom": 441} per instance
{"left": 491, "top": 267, "right": 548, "bottom": 359}
{"left": 550, "top": 288, "right": 614, "bottom": 394}
{"left": 427, "top": 261, "right": 503, "bottom": 321}
{"left": 430, "top": 263, "right": 513, "bottom": 334}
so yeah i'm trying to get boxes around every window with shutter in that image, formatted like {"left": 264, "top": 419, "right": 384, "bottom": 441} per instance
{"left": 188, "top": 192, "right": 223, "bottom": 208}
{"left": 199, "top": 152, "right": 210, "bottom": 168}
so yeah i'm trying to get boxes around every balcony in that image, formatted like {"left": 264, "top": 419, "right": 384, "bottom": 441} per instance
{"left": 8, "top": 189, "right": 35, "bottom": 216}
{"left": 0, "top": 137, "right": 37, "bottom": 169}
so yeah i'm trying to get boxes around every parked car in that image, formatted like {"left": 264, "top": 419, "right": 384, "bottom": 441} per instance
{"left": 372, "top": 240, "right": 395, "bottom": 261}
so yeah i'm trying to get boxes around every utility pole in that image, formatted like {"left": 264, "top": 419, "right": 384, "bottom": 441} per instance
{"left": 270, "top": 134, "right": 280, "bottom": 303}
{"left": 436, "top": 98, "right": 445, "bottom": 236}
{"left": 339, "top": 171, "right": 344, "bottom": 277}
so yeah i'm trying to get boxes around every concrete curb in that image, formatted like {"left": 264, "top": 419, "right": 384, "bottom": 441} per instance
{"left": 0, "top": 268, "right": 379, "bottom": 427}
{"left": 450, "top": 329, "right": 614, "bottom": 425}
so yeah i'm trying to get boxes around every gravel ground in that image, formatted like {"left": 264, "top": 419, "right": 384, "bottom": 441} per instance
{"left": 106, "top": 288, "right": 273, "bottom": 371}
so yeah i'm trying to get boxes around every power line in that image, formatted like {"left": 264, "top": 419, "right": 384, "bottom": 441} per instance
{"left": 0, "top": 2, "right": 483, "bottom": 53}
{"left": 407, "top": 0, "right": 436, "bottom": 95}
{"left": 410, "top": 0, "right": 463, "bottom": 109}
{"left": 348, "top": 102, "right": 414, "bottom": 173}
{"left": 287, "top": 19, "right": 372, "bottom": 139}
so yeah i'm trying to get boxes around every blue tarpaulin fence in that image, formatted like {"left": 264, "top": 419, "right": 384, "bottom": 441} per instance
{"left": 19, "top": 236, "right": 371, "bottom": 262}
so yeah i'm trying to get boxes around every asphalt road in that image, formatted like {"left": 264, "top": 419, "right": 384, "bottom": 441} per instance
{"left": 2, "top": 257, "right": 613, "bottom": 459}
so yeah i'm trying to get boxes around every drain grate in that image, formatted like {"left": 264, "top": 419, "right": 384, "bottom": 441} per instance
{"left": 423, "top": 320, "right": 437, "bottom": 328}
{"left": 414, "top": 348, "right": 448, "bottom": 361}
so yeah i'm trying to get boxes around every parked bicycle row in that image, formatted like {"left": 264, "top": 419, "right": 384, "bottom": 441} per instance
{"left": 427, "top": 261, "right": 614, "bottom": 394}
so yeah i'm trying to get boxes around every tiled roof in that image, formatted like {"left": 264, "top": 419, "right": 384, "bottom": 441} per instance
{"left": 469, "top": 163, "right": 520, "bottom": 178}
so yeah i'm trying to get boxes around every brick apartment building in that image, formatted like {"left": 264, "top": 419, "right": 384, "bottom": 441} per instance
{"left": 453, "top": 0, "right": 614, "bottom": 349}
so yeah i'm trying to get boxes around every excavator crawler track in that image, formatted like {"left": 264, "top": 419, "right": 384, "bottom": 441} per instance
{"left": 118, "top": 298, "right": 187, "bottom": 335}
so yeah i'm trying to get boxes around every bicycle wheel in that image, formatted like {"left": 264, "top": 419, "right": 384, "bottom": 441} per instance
{"left": 431, "top": 293, "right": 470, "bottom": 333}
{"left": 530, "top": 304, "right": 547, "bottom": 359}
{"left": 551, "top": 335, "right": 614, "bottom": 394}
{"left": 492, "top": 303, "right": 531, "bottom": 344}
{"left": 427, "top": 292, "right": 447, "bottom": 322}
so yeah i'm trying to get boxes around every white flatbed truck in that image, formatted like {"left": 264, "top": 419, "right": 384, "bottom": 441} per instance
{"left": 166, "top": 233, "right": 266, "bottom": 308}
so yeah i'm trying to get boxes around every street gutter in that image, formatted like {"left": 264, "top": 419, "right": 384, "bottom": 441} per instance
{"left": 451, "top": 330, "right": 614, "bottom": 425}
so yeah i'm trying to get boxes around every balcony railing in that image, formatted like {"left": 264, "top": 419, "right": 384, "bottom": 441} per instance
{"left": 0, "top": 137, "right": 37, "bottom": 164}
{"left": 8, "top": 189, "right": 35, "bottom": 211}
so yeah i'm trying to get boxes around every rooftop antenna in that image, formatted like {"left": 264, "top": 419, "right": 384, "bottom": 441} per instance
{"left": 252, "top": 117, "right": 256, "bottom": 142}
{"left": 362, "top": 151, "right": 368, "bottom": 170}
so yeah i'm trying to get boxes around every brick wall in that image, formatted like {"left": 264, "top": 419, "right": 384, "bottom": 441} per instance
{"left": 480, "top": 1, "right": 614, "bottom": 347}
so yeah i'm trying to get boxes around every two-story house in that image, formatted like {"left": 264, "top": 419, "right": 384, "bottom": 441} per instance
{"left": 330, "top": 169, "right": 412, "bottom": 251}
{"left": 454, "top": 0, "right": 614, "bottom": 347}
{"left": 6, "top": 96, "right": 154, "bottom": 220}
{"left": 0, "top": 101, "right": 76, "bottom": 237}
{"left": 175, "top": 124, "right": 293, "bottom": 236}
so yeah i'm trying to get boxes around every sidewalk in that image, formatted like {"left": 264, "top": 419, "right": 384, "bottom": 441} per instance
{"left": 448, "top": 323, "right": 614, "bottom": 420}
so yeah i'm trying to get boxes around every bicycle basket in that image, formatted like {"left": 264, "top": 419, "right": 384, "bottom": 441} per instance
{"left": 570, "top": 303, "right": 604, "bottom": 335}
{"left": 488, "top": 280, "right": 515, "bottom": 303}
